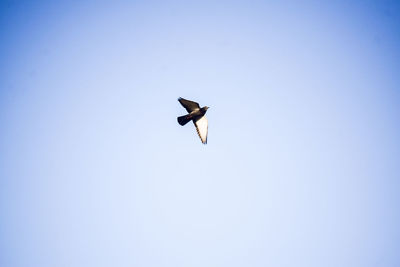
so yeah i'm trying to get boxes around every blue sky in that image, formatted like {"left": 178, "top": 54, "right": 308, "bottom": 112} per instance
{"left": 1, "top": 1, "right": 400, "bottom": 266}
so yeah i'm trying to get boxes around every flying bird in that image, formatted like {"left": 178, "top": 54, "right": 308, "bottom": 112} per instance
{"left": 177, "top": 97, "right": 209, "bottom": 144}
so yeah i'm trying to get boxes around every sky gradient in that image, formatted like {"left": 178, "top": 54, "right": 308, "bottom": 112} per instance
{"left": 1, "top": 1, "right": 400, "bottom": 266}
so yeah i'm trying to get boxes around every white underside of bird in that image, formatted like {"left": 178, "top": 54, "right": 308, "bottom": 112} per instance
{"left": 194, "top": 116, "right": 208, "bottom": 144}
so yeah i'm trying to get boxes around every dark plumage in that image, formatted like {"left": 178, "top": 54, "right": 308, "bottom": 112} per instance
{"left": 177, "top": 97, "right": 209, "bottom": 144}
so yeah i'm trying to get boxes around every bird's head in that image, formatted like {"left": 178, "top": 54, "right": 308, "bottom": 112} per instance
{"left": 204, "top": 106, "right": 209, "bottom": 110}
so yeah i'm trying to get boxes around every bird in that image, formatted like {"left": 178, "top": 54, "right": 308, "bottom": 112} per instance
{"left": 177, "top": 97, "right": 209, "bottom": 144}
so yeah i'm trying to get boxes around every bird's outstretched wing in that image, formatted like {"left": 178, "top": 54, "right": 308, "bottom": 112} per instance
{"left": 194, "top": 116, "right": 208, "bottom": 144}
{"left": 178, "top": 97, "right": 200, "bottom": 113}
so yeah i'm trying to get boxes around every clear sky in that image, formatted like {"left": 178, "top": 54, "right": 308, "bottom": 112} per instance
{"left": 1, "top": 1, "right": 400, "bottom": 266}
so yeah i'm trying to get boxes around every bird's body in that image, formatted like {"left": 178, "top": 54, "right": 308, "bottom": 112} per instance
{"left": 177, "top": 97, "right": 209, "bottom": 144}
{"left": 177, "top": 107, "right": 208, "bottom": 125}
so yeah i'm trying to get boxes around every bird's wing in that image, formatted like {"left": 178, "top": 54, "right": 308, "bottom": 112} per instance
{"left": 178, "top": 97, "right": 200, "bottom": 113}
{"left": 194, "top": 116, "right": 208, "bottom": 144}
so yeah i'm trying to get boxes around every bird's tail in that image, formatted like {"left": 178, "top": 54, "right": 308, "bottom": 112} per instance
{"left": 177, "top": 115, "right": 191, "bottom": 126}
